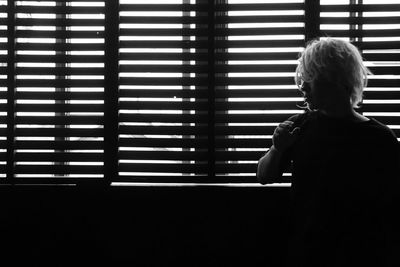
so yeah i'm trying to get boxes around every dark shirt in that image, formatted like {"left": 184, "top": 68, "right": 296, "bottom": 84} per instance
{"left": 282, "top": 111, "right": 399, "bottom": 267}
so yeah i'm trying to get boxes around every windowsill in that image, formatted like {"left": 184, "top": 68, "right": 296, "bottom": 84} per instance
{"left": 110, "top": 182, "right": 291, "bottom": 187}
{"left": 0, "top": 182, "right": 291, "bottom": 188}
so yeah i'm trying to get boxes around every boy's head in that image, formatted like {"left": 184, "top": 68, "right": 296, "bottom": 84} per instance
{"left": 295, "top": 38, "right": 371, "bottom": 110}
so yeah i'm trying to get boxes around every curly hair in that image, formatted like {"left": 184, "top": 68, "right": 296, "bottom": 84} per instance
{"left": 295, "top": 38, "right": 371, "bottom": 108}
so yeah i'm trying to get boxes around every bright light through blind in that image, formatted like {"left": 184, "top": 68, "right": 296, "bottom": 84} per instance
{"left": 214, "top": 0, "right": 304, "bottom": 181}
{"left": 13, "top": 1, "right": 105, "bottom": 180}
{"left": 0, "top": 0, "right": 398, "bottom": 184}
{"left": 320, "top": 0, "right": 400, "bottom": 141}
{"left": 0, "top": 1, "right": 6, "bottom": 179}
{"left": 118, "top": 0, "right": 209, "bottom": 182}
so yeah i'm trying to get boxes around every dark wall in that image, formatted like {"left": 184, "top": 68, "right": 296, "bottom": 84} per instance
{"left": 1, "top": 185, "right": 292, "bottom": 267}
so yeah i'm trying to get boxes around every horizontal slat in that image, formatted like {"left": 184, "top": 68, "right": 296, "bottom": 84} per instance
{"left": 0, "top": 155, "right": 7, "bottom": 162}
{"left": 119, "top": 125, "right": 208, "bottom": 135}
{"left": 117, "top": 40, "right": 212, "bottom": 49}
{"left": 119, "top": 77, "right": 208, "bottom": 86}
{"left": 321, "top": 17, "right": 400, "bottom": 25}
{"left": 119, "top": 28, "right": 210, "bottom": 37}
{"left": 364, "top": 91, "right": 400, "bottom": 100}
{"left": 16, "top": 43, "right": 104, "bottom": 51}
{"left": 362, "top": 103, "right": 400, "bottom": 112}
{"left": 16, "top": 104, "right": 103, "bottom": 113}
{"left": 6, "top": 178, "right": 105, "bottom": 184}
{"left": 215, "top": 163, "right": 257, "bottom": 173}
{"left": 119, "top": 163, "right": 208, "bottom": 173}
{"left": 15, "top": 80, "right": 104, "bottom": 87}
{"left": 15, "top": 152, "right": 103, "bottom": 162}
{"left": 119, "top": 114, "right": 209, "bottom": 124}
{"left": 215, "top": 138, "right": 273, "bottom": 148}
{"left": 216, "top": 77, "right": 296, "bottom": 85}
{"left": 215, "top": 113, "right": 302, "bottom": 123}
{"left": 113, "top": 176, "right": 257, "bottom": 184}
{"left": 321, "top": 29, "right": 400, "bottom": 38}
{"left": 15, "top": 140, "right": 103, "bottom": 150}
{"left": 0, "top": 128, "right": 7, "bottom": 136}
{"left": 119, "top": 88, "right": 208, "bottom": 98}
{"left": 16, "top": 18, "right": 104, "bottom": 27}
{"left": 222, "top": 15, "right": 304, "bottom": 24}
{"left": 367, "top": 67, "right": 400, "bottom": 76}
{"left": 120, "top": 3, "right": 209, "bottom": 12}
{"left": 15, "top": 55, "right": 104, "bottom": 63}
{"left": 215, "top": 151, "right": 266, "bottom": 161}
{"left": 16, "top": 116, "right": 104, "bottom": 125}
{"left": 119, "top": 151, "right": 208, "bottom": 161}
{"left": 119, "top": 101, "right": 208, "bottom": 110}
{"left": 16, "top": 91, "right": 104, "bottom": 100}
{"left": 219, "top": 52, "right": 301, "bottom": 61}
{"left": 365, "top": 116, "right": 400, "bottom": 125}
{"left": 120, "top": 53, "right": 209, "bottom": 61}
{"left": 341, "top": 41, "right": 400, "bottom": 51}
{"left": 321, "top": 4, "right": 400, "bottom": 12}
{"left": 217, "top": 3, "right": 304, "bottom": 11}
{"left": 120, "top": 16, "right": 209, "bottom": 25}
{"left": 216, "top": 64, "right": 297, "bottom": 73}
{"left": 215, "top": 89, "right": 301, "bottom": 98}
{"left": 16, "top": 30, "right": 103, "bottom": 39}
{"left": 215, "top": 125, "right": 276, "bottom": 135}
{"left": 15, "top": 128, "right": 103, "bottom": 137}
{"left": 223, "top": 28, "right": 304, "bottom": 36}
{"left": 119, "top": 65, "right": 209, "bottom": 74}
{"left": 363, "top": 53, "right": 400, "bottom": 61}
{"left": 16, "top": 67, "right": 103, "bottom": 76}
{"left": 216, "top": 101, "right": 300, "bottom": 110}
{"left": 14, "top": 165, "right": 103, "bottom": 174}
{"left": 119, "top": 138, "right": 208, "bottom": 148}
{"left": 16, "top": 6, "right": 104, "bottom": 14}
{"left": 0, "top": 103, "right": 104, "bottom": 113}
{"left": 363, "top": 79, "right": 399, "bottom": 88}
{"left": 215, "top": 40, "right": 304, "bottom": 48}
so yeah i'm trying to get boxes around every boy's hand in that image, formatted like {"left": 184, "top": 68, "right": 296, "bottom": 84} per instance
{"left": 272, "top": 121, "right": 300, "bottom": 152}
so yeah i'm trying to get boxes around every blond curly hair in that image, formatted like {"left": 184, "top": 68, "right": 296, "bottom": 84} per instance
{"left": 295, "top": 38, "right": 371, "bottom": 108}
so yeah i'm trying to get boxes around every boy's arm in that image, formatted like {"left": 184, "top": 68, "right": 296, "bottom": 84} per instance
{"left": 257, "top": 120, "right": 300, "bottom": 184}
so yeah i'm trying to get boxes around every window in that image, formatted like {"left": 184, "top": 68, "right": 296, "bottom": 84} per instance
{"left": 0, "top": 0, "right": 399, "bottom": 185}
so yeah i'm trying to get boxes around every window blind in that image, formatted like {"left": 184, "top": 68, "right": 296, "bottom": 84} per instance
{"left": 117, "top": 0, "right": 210, "bottom": 182}
{"left": 0, "top": 0, "right": 398, "bottom": 185}
{"left": 11, "top": 0, "right": 105, "bottom": 183}
{"left": 214, "top": 0, "right": 305, "bottom": 182}
{"left": 320, "top": 0, "right": 400, "bottom": 140}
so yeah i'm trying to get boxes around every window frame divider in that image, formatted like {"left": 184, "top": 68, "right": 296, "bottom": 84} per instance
{"left": 207, "top": 0, "right": 217, "bottom": 179}
{"left": 104, "top": 0, "right": 120, "bottom": 185}
{"left": 305, "top": 0, "right": 320, "bottom": 43}
{"left": 5, "top": 0, "right": 16, "bottom": 184}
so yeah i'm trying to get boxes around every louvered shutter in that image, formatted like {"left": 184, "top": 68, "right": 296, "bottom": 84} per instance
{"left": 214, "top": 0, "right": 305, "bottom": 183}
{"left": 117, "top": 0, "right": 211, "bottom": 183}
{"left": 320, "top": 0, "right": 400, "bottom": 140}
{"left": 11, "top": 0, "right": 105, "bottom": 182}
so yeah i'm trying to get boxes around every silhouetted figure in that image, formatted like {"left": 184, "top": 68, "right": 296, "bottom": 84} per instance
{"left": 257, "top": 38, "right": 399, "bottom": 267}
